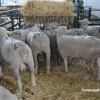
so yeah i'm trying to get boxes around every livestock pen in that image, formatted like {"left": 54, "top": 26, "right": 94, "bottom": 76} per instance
{"left": 0, "top": 1, "right": 100, "bottom": 100}
{"left": 0, "top": 5, "right": 23, "bottom": 30}
{"left": 75, "top": 6, "right": 100, "bottom": 27}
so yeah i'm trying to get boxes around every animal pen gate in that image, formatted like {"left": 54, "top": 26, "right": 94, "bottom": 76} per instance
{"left": 75, "top": 6, "right": 100, "bottom": 27}
{"left": 0, "top": 6, "right": 23, "bottom": 30}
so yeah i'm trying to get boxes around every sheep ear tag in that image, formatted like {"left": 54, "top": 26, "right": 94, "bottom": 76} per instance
{"left": 7, "top": 31, "right": 10, "bottom": 35}
{"left": 66, "top": 31, "right": 71, "bottom": 34}
{"left": 88, "top": 21, "right": 92, "bottom": 25}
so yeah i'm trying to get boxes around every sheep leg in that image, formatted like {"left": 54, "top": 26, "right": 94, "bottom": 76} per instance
{"left": 3, "top": 62, "right": 9, "bottom": 73}
{"left": 0, "top": 58, "right": 8, "bottom": 73}
{"left": 0, "top": 66, "right": 2, "bottom": 77}
{"left": 34, "top": 53, "right": 38, "bottom": 75}
{"left": 45, "top": 50, "right": 50, "bottom": 74}
{"left": 54, "top": 54, "right": 58, "bottom": 66}
{"left": 27, "top": 60, "right": 36, "bottom": 87}
{"left": 12, "top": 65, "right": 22, "bottom": 92}
{"left": 57, "top": 52, "right": 62, "bottom": 66}
{"left": 84, "top": 62, "right": 93, "bottom": 80}
{"left": 71, "top": 58, "right": 76, "bottom": 66}
{"left": 97, "top": 58, "right": 100, "bottom": 81}
{"left": 64, "top": 56, "right": 68, "bottom": 73}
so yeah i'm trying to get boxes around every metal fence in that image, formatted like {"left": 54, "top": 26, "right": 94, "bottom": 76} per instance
{"left": 75, "top": 6, "right": 100, "bottom": 27}
{"left": 0, "top": 5, "right": 23, "bottom": 30}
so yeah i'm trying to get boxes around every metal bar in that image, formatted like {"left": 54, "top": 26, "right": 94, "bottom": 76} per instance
{"left": 79, "top": 19, "right": 100, "bottom": 21}
{"left": 89, "top": 24, "right": 100, "bottom": 25}
{"left": 74, "top": 16, "right": 78, "bottom": 28}
{"left": 0, "top": 9, "right": 18, "bottom": 14}
{"left": 88, "top": 8, "right": 91, "bottom": 19}
{"left": 10, "top": 10, "right": 14, "bottom": 30}
{"left": 0, "top": 21, "right": 11, "bottom": 27}
{"left": 0, "top": 0, "right": 1, "bottom": 7}
{"left": 18, "top": 10, "right": 21, "bottom": 29}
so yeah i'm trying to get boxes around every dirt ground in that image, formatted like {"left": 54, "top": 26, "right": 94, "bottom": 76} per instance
{"left": 0, "top": 59, "right": 100, "bottom": 100}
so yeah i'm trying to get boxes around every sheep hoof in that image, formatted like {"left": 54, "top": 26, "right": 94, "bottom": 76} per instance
{"left": 34, "top": 71, "right": 37, "bottom": 75}
{"left": 19, "top": 98, "right": 23, "bottom": 100}
{"left": 84, "top": 75, "right": 89, "bottom": 81}
{"left": 97, "top": 78, "right": 100, "bottom": 82}
{"left": 46, "top": 70, "right": 50, "bottom": 74}
{"left": 32, "top": 83, "right": 36, "bottom": 87}
{"left": 65, "top": 70, "right": 68, "bottom": 73}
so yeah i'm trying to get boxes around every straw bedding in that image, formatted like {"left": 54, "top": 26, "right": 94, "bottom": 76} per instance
{"left": 0, "top": 2, "right": 99, "bottom": 99}
{"left": 0, "top": 59, "right": 100, "bottom": 100}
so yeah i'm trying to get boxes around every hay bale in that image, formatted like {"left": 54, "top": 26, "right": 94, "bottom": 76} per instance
{"left": 17, "top": 2, "right": 27, "bottom": 6}
{"left": 21, "top": 0, "right": 74, "bottom": 16}
{"left": 20, "top": 0, "right": 75, "bottom": 23}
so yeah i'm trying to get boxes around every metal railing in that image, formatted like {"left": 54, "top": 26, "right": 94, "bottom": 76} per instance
{"left": 0, "top": 8, "right": 23, "bottom": 30}
{"left": 75, "top": 6, "right": 100, "bottom": 28}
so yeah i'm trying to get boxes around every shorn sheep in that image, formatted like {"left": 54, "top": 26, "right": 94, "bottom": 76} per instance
{"left": 79, "top": 19, "right": 100, "bottom": 38}
{"left": 45, "top": 25, "right": 88, "bottom": 66}
{"left": 8, "top": 24, "right": 41, "bottom": 42}
{"left": 57, "top": 27, "right": 100, "bottom": 81}
{"left": 0, "top": 27, "right": 36, "bottom": 91}
{"left": 27, "top": 30, "right": 51, "bottom": 74}
{"left": 43, "top": 22, "right": 60, "bottom": 66}
{"left": 0, "top": 85, "right": 18, "bottom": 100}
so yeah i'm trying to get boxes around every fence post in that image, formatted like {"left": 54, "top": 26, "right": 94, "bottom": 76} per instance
{"left": 18, "top": 16, "right": 21, "bottom": 29}
{"left": 18, "top": 10, "right": 21, "bottom": 29}
{"left": 74, "top": 11, "right": 79, "bottom": 28}
{"left": 88, "top": 7, "right": 91, "bottom": 19}
{"left": 0, "top": 0, "right": 1, "bottom": 7}
{"left": 67, "top": 17, "right": 70, "bottom": 29}
{"left": 10, "top": 10, "right": 14, "bottom": 30}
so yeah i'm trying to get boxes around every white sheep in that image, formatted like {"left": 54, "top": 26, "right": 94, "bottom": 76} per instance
{"left": 55, "top": 26, "right": 88, "bottom": 65}
{"left": 57, "top": 29, "right": 100, "bottom": 81}
{"left": 27, "top": 31, "right": 51, "bottom": 74}
{"left": 0, "top": 27, "right": 36, "bottom": 91}
{"left": 68, "top": 28, "right": 88, "bottom": 36}
{"left": 43, "top": 25, "right": 60, "bottom": 66}
{"left": 46, "top": 22, "right": 60, "bottom": 30}
{"left": 8, "top": 24, "right": 41, "bottom": 42}
{"left": 56, "top": 26, "right": 88, "bottom": 45}
{"left": 0, "top": 85, "right": 18, "bottom": 100}
{"left": 79, "top": 19, "right": 100, "bottom": 38}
